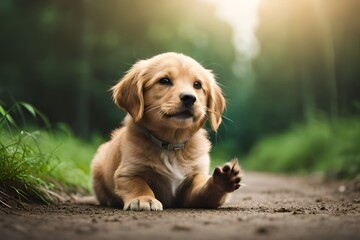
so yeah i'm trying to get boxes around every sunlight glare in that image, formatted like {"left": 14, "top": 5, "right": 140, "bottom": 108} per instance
{"left": 204, "top": 0, "right": 261, "bottom": 78}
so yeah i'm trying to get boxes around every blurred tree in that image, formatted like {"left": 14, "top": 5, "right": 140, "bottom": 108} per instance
{"left": 231, "top": 0, "right": 360, "bottom": 152}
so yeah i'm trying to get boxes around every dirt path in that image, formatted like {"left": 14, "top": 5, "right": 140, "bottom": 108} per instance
{"left": 1, "top": 172, "right": 359, "bottom": 240}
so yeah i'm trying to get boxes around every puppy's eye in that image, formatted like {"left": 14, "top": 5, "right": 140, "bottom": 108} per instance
{"left": 193, "top": 81, "right": 202, "bottom": 90}
{"left": 159, "top": 77, "right": 172, "bottom": 86}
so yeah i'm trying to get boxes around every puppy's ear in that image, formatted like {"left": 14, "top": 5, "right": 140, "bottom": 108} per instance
{"left": 207, "top": 72, "right": 225, "bottom": 132}
{"left": 111, "top": 60, "right": 147, "bottom": 122}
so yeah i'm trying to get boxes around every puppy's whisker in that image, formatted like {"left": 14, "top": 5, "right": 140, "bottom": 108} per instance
{"left": 154, "top": 110, "right": 163, "bottom": 120}
{"left": 206, "top": 108, "right": 233, "bottom": 123}
{"left": 200, "top": 108, "right": 207, "bottom": 117}
{"left": 154, "top": 109, "right": 167, "bottom": 121}
{"left": 145, "top": 106, "right": 161, "bottom": 114}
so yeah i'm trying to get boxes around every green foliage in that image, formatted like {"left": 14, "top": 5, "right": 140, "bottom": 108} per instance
{"left": 31, "top": 127, "right": 99, "bottom": 192}
{"left": 0, "top": 102, "right": 98, "bottom": 205}
{"left": 245, "top": 116, "right": 360, "bottom": 179}
{"left": 0, "top": 131, "right": 55, "bottom": 204}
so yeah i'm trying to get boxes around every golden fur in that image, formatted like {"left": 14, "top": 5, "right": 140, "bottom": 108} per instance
{"left": 91, "top": 52, "right": 242, "bottom": 211}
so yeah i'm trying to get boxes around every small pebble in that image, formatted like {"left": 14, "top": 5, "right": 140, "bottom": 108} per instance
{"left": 256, "top": 226, "right": 269, "bottom": 234}
{"left": 274, "top": 207, "right": 291, "bottom": 213}
{"left": 338, "top": 185, "right": 346, "bottom": 193}
{"left": 172, "top": 224, "right": 192, "bottom": 231}
{"left": 237, "top": 216, "right": 248, "bottom": 222}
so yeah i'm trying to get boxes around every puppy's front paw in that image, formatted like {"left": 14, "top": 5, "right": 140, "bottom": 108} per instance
{"left": 212, "top": 159, "right": 242, "bottom": 192}
{"left": 124, "top": 196, "right": 163, "bottom": 211}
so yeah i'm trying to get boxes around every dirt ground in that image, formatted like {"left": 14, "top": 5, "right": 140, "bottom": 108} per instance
{"left": 1, "top": 172, "right": 359, "bottom": 240}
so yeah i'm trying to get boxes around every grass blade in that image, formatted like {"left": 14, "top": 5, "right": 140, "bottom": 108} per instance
{"left": 19, "top": 102, "right": 37, "bottom": 118}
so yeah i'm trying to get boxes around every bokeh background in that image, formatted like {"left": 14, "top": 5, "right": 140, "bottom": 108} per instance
{"left": 1, "top": 0, "right": 359, "bottom": 178}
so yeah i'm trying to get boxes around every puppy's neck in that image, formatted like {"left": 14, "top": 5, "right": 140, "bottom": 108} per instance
{"left": 126, "top": 116, "right": 201, "bottom": 146}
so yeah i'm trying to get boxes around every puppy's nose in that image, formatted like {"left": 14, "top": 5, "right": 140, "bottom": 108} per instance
{"left": 180, "top": 93, "right": 196, "bottom": 107}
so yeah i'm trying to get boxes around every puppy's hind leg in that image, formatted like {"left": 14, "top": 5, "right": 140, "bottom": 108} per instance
{"left": 91, "top": 143, "right": 123, "bottom": 208}
{"left": 92, "top": 169, "right": 123, "bottom": 207}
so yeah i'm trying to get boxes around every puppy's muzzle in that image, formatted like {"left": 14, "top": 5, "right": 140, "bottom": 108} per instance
{"left": 180, "top": 93, "right": 196, "bottom": 108}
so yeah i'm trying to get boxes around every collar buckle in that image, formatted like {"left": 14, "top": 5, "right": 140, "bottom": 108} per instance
{"left": 136, "top": 125, "right": 187, "bottom": 151}
{"left": 162, "top": 142, "right": 186, "bottom": 151}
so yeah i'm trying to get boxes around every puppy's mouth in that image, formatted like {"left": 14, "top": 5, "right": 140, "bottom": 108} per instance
{"left": 164, "top": 110, "right": 194, "bottom": 119}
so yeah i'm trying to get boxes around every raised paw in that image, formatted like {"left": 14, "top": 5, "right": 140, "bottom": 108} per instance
{"left": 124, "top": 196, "right": 163, "bottom": 211}
{"left": 212, "top": 159, "right": 242, "bottom": 192}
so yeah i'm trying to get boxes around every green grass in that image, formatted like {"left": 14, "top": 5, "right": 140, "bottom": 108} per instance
{"left": 0, "top": 102, "right": 100, "bottom": 205}
{"left": 32, "top": 127, "right": 100, "bottom": 192}
{"left": 244, "top": 116, "right": 360, "bottom": 179}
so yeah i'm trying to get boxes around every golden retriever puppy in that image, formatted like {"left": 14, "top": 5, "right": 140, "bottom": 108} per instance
{"left": 91, "top": 52, "right": 242, "bottom": 211}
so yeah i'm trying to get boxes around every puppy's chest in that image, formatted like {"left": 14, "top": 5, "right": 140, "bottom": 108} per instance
{"left": 160, "top": 151, "right": 189, "bottom": 194}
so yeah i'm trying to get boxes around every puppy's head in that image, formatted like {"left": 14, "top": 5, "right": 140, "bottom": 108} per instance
{"left": 112, "top": 52, "right": 225, "bottom": 132}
